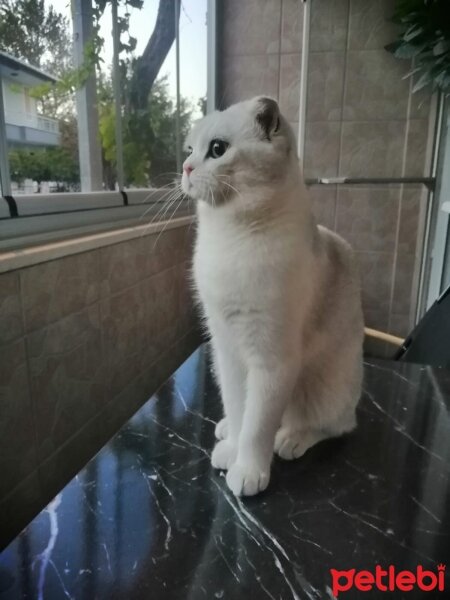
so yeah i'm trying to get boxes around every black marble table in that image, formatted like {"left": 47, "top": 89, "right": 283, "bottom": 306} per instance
{"left": 1, "top": 347, "right": 450, "bottom": 600}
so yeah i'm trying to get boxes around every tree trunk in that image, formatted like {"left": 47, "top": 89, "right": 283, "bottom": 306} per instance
{"left": 131, "top": 0, "right": 181, "bottom": 110}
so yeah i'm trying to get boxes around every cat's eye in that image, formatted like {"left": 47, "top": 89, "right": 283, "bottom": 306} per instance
{"left": 208, "top": 139, "right": 229, "bottom": 159}
{"left": 186, "top": 146, "right": 193, "bottom": 156}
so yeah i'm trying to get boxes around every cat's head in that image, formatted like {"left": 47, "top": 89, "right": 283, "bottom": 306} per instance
{"left": 181, "top": 96, "right": 297, "bottom": 207}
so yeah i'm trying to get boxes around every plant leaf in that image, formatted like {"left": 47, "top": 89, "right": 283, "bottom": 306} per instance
{"left": 412, "top": 70, "right": 432, "bottom": 93}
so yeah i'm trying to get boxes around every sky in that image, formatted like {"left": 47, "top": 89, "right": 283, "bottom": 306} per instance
{"left": 49, "top": 0, "right": 207, "bottom": 107}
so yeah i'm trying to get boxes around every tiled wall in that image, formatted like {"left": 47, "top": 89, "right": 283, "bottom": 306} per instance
{"left": 0, "top": 223, "right": 201, "bottom": 548}
{"left": 218, "top": 0, "right": 435, "bottom": 337}
{"left": 219, "top": 0, "right": 303, "bottom": 136}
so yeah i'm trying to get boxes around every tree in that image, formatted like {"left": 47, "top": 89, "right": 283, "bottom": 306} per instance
{"left": 130, "top": 0, "right": 181, "bottom": 110}
{"left": 99, "top": 75, "right": 192, "bottom": 188}
{"left": 9, "top": 147, "right": 79, "bottom": 191}
{"left": 2, "top": 0, "right": 192, "bottom": 190}
{"left": 0, "top": 0, "right": 73, "bottom": 117}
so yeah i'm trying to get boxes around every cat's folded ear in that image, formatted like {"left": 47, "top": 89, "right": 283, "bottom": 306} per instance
{"left": 254, "top": 96, "right": 281, "bottom": 141}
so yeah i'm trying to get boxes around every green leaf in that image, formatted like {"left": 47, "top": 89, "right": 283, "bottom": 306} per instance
{"left": 433, "top": 40, "right": 450, "bottom": 55}
{"left": 404, "top": 26, "right": 423, "bottom": 42}
{"left": 412, "top": 70, "right": 432, "bottom": 93}
{"left": 394, "top": 42, "right": 427, "bottom": 59}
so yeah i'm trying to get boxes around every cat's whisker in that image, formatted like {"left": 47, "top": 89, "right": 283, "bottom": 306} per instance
{"left": 137, "top": 183, "right": 178, "bottom": 208}
{"left": 150, "top": 186, "right": 184, "bottom": 222}
{"left": 139, "top": 186, "right": 180, "bottom": 222}
{"left": 152, "top": 192, "right": 186, "bottom": 250}
{"left": 140, "top": 188, "right": 183, "bottom": 238}
{"left": 210, "top": 187, "right": 217, "bottom": 208}
{"left": 142, "top": 196, "right": 179, "bottom": 241}
{"left": 152, "top": 188, "right": 183, "bottom": 227}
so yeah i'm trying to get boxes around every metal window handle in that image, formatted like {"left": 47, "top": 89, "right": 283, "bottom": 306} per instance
{"left": 304, "top": 177, "right": 436, "bottom": 190}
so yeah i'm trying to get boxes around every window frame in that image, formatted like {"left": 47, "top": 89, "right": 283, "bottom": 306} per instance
{"left": 0, "top": 0, "right": 217, "bottom": 247}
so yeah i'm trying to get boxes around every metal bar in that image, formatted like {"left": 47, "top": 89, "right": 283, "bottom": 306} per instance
{"left": 72, "top": 0, "right": 103, "bottom": 191}
{"left": 174, "top": 0, "right": 182, "bottom": 173}
{"left": 305, "top": 176, "right": 436, "bottom": 191}
{"left": 416, "top": 95, "right": 444, "bottom": 319}
{"left": 206, "top": 0, "right": 217, "bottom": 114}
{"left": 111, "top": 0, "right": 124, "bottom": 189}
{"left": 0, "top": 74, "right": 12, "bottom": 197}
{"left": 424, "top": 94, "right": 450, "bottom": 309}
{"left": 298, "top": 0, "right": 310, "bottom": 172}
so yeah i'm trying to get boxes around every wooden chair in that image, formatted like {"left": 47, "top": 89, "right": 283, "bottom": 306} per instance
{"left": 364, "top": 282, "right": 450, "bottom": 368}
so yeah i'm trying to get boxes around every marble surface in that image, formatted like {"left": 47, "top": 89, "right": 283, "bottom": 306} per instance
{"left": 1, "top": 347, "right": 450, "bottom": 599}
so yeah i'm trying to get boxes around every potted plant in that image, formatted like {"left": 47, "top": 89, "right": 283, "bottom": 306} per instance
{"left": 386, "top": 0, "right": 450, "bottom": 93}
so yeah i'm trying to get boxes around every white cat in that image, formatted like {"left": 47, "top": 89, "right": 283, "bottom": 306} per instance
{"left": 181, "top": 97, "right": 364, "bottom": 497}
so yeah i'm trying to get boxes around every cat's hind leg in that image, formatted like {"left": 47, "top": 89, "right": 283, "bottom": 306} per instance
{"left": 275, "top": 356, "right": 361, "bottom": 460}
{"left": 274, "top": 427, "right": 328, "bottom": 460}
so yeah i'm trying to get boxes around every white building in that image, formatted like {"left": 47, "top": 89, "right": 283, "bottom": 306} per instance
{"left": 0, "top": 51, "right": 60, "bottom": 148}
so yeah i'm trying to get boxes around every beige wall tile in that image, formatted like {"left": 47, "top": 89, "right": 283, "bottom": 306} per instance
{"left": 0, "top": 271, "right": 23, "bottom": 344}
{"left": 100, "top": 239, "right": 145, "bottom": 296}
{"left": 363, "top": 309, "right": 389, "bottom": 331}
{"left": 38, "top": 417, "right": 110, "bottom": 509}
{"left": 101, "top": 283, "right": 149, "bottom": 396}
{"left": 348, "top": 0, "right": 400, "bottom": 50}
{"left": 100, "top": 228, "right": 183, "bottom": 297}
{"left": 391, "top": 253, "right": 417, "bottom": 316}
{"left": 27, "top": 304, "right": 107, "bottom": 460}
{"left": 304, "top": 121, "right": 341, "bottom": 178}
{"left": 306, "top": 52, "right": 345, "bottom": 122}
{"left": 289, "top": 121, "right": 299, "bottom": 145}
{"left": 408, "top": 79, "right": 433, "bottom": 120}
{"left": 177, "top": 261, "right": 197, "bottom": 336}
{"left": 220, "top": 54, "right": 280, "bottom": 107}
{"left": 398, "top": 188, "right": 426, "bottom": 255}
{"left": 145, "top": 265, "right": 180, "bottom": 335}
{"left": 355, "top": 251, "right": 394, "bottom": 314}
{"left": 340, "top": 121, "right": 406, "bottom": 177}
{"left": 222, "top": 0, "right": 281, "bottom": 56}
{"left": 310, "top": 0, "right": 349, "bottom": 52}
{"left": 21, "top": 251, "right": 100, "bottom": 333}
{"left": 308, "top": 186, "right": 337, "bottom": 230}
{"left": 389, "top": 313, "right": 411, "bottom": 338}
{"left": 279, "top": 53, "right": 301, "bottom": 122}
{"left": 281, "top": 0, "right": 303, "bottom": 53}
{"left": 343, "top": 50, "right": 410, "bottom": 121}
{"left": 404, "top": 119, "right": 431, "bottom": 177}
{"left": 0, "top": 339, "right": 37, "bottom": 499}
{"left": 336, "top": 187, "right": 400, "bottom": 252}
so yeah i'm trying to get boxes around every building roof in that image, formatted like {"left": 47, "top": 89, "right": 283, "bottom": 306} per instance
{"left": 0, "top": 51, "right": 58, "bottom": 87}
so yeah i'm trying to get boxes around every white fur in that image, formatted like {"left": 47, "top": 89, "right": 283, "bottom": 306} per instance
{"left": 182, "top": 97, "right": 364, "bottom": 496}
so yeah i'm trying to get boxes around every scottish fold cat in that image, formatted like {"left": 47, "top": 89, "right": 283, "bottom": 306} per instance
{"left": 182, "top": 97, "right": 363, "bottom": 496}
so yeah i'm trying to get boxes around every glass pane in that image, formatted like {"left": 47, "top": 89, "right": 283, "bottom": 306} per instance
{"left": 0, "top": 1, "right": 80, "bottom": 194}
{"left": 0, "top": 0, "right": 208, "bottom": 196}
{"left": 97, "top": 0, "right": 207, "bottom": 190}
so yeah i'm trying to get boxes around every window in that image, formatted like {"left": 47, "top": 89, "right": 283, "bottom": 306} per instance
{"left": 0, "top": 0, "right": 216, "bottom": 248}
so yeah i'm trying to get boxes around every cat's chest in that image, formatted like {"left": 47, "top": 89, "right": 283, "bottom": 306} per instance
{"left": 193, "top": 236, "right": 263, "bottom": 307}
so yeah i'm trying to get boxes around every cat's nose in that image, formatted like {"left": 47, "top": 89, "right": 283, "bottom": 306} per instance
{"left": 184, "top": 164, "right": 193, "bottom": 176}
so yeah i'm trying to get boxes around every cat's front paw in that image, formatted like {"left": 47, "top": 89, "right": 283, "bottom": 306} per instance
{"left": 211, "top": 440, "right": 236, "bottom": 470}
{"left": 226, "top": 461, "right": 270, "bottom": 496}
{"left": 214, "top": 417, "right": 228, "bottom": 440}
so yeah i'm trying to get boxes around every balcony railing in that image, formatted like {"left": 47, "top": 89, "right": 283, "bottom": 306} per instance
{"left": 37, "top": 115, "right": 59, "bottom": 134}
{"left": 5, "top": 110, "right": 59, "bottom": 133}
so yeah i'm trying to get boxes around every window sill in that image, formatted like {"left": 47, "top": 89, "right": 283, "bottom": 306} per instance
{"left": 0, "top": 214, "right": 194, "bottom": 274}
